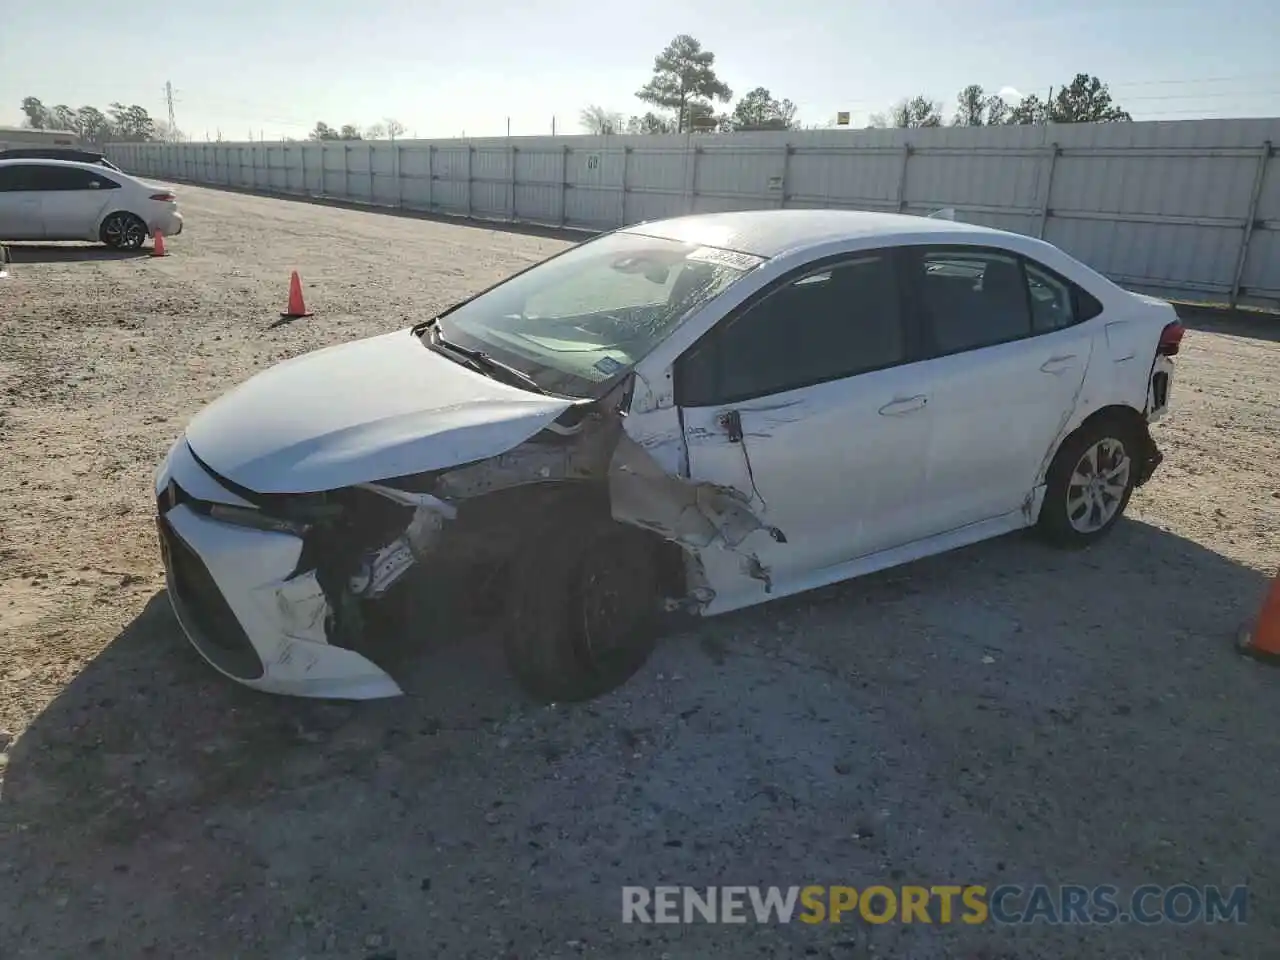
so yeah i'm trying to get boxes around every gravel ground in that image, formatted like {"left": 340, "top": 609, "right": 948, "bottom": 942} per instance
{"left": 1, "top": 185, "right": 1279, "bottom": 959}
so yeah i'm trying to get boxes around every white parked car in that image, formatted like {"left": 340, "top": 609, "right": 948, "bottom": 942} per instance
{"left": 153, "top": 210, "right": 1181, "bottom": 703}
{"left": 0, "top": 158, "right": 183, "bottom": 248}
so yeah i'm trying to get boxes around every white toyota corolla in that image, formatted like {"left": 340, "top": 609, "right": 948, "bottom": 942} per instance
{"left": 154, "top": 210, "right": 1181, "bottom": 702}
{"left": 0, "top": 158, "right": 183, "bottom": 248}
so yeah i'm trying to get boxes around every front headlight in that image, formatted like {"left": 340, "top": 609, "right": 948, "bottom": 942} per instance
{"left": 207, "top": 503, "right": 309, "bottom": 537}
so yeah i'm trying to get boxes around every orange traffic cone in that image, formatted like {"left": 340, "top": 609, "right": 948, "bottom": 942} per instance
{"left": 1237, "top": 571, "right": 1280, "bottom": 664}
{"left": 151, "top": 230, "right": 167, "bottom": 257}
{"left": 281, "top": 271, "right": 312, "bottom": 319}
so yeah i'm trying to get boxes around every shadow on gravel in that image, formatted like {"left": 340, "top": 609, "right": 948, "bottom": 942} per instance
{"left": 163, "top": 177, "right": 595, "bottom": 244}
{"left": 0, "top": 589, "right": 515, "bottom": 839}
{"left": 5, "top": 243, "right": 151, "bottom": 264}
{"left": 1174, "top": 302, "right": 1280, "bottom": 343}
{"left": 3, "top": 519, "right": 1278, "bottom": 956}
{"left": 4, "top": 519, "right": 1277, "bottom": 834}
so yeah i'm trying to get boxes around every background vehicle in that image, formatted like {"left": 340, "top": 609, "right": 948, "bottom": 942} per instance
{"left": 0, "top": 147, "right": 123, "bottom": 171}
{"left": 0, "top": 158, "right": 181, "bottom": 248}
{"left": 153, "top": 210, "right": 1181, "bottom": 703}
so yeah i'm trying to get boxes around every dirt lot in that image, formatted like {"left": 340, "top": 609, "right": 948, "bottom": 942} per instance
{"left": 1, "top": 185, "right": 1279, "bottom": 959}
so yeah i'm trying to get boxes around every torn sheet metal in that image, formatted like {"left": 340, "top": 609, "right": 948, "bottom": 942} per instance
{"left": 358, "top": 482, "right": 458, "bottom": 517}
{"left": 608, "top": 432, "right": 783, "bottom": 550}
{"left": 435, "top": 410, "right": 622, "bottom": 499}
{"left": 350, "top": 504, "right": 451, "bottom": 599}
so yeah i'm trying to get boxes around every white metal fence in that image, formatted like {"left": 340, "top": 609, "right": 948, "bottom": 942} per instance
{"left": 108, "top": 119, "right": 1280, "bottom": 309}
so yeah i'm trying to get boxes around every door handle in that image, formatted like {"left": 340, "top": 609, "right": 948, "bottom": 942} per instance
{"left": 878, "top": 395, "right": 928, "bottom": 416}
{"left": 1040, "top": 354, "right": 1078, "bottom": 374}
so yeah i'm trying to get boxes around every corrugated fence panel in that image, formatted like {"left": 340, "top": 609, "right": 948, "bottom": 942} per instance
{"left": 513, "top": 147, "right": 562, "bottom": 224}
{"left": 432, "top": 148, "right": 470, "bottom": 213}
{"left": 1241, "top": 139, "right": 1280, "bottom": 297}
{"left": 564, "top": 146, "right": 625, "bottom": 228}
{"left": 786, "top": 148, "right": 902, "bottom": 208}
{"left": 106, "top": 120, "right": 1280, "bottom": 307}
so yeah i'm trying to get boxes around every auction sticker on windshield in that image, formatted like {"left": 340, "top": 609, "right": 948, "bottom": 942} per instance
{"left": 687, "top": 247, "right": 765, "bottom": 272}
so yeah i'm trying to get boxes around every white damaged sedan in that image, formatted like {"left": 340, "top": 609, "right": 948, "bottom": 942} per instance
{"left": 154, "top": 210, "right": 1182, "bottom": 702}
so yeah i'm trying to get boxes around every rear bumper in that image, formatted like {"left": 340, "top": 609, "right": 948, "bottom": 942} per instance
{"left": 152, "top": 211, "right": 183, "bottom": 236}
{"left": 1147, "top": 355, "right": 1174, "bottom": 422}
{"left": 1134, "top": 422, "right": 1164, "bottom": 488}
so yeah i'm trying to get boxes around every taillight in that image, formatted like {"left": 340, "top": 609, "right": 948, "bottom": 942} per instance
{"left": 1157, "top": 321, "right": 1185, "bottom": 357}
{"left": 149, "top": 192, "right": 176, "bottom": 202}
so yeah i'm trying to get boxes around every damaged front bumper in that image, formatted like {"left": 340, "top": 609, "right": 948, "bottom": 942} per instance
{"left": 155, "top": 438, "right": 406, "bottom": 699}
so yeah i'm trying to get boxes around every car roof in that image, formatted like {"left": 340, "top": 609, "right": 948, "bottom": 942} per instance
{"left": 620, "top": 209, "right": 1006, "bottom": 259}
{"left": 0, "top": 157, "right": 126, "bottom": 173}
{"left": 0, "top": 147, "right": 105, "bottom": 155}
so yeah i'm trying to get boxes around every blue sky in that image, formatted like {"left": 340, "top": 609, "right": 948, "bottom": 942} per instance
{"left": 3, "top": 0, "right": 1278, "bottom": 139}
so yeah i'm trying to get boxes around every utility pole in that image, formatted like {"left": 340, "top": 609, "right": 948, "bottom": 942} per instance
{"left": 551, "top": 116, "right": 556, "bottom": 136}
{"left": 164, "top": 80, "right": 177, "bottom": 139}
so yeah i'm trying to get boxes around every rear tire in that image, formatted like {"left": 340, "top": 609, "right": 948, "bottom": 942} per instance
{"left": 504, "top": 516, "right": 661, "bottom": 703}
{"left": 1038, "top": 415, "right": 1141, "bottom": 548}
{"left": 100, "top": 212, "right": 147, "bottom": 250}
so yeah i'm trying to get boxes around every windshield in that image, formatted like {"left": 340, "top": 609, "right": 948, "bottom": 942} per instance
{"left": 431, "top": 231, "right": 763, "bottom": 398}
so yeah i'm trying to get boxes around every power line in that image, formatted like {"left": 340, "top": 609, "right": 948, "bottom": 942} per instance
{"left": 1102, "top": 72, "right": 1280, "bottom": 89}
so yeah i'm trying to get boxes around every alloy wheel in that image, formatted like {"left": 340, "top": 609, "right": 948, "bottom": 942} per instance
{"left": 1066, "top": 437, "right": 1131, "bottom": 534}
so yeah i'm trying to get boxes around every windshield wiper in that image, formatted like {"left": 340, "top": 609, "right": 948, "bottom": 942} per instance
{"left": 427, "top": 326, "right": 546, "bottom": 395}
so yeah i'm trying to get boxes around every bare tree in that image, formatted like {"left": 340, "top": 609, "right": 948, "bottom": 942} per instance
{"left": 579, "top": 105, "right": 624, "bottom": 135}
{"left": 385, "top": 118, "right": 406, "bottom": 140}
{"left": 626, "top": 112, "right": 675, "bottom": 135}
{"left": 153, "top": 120, "right": 184, "bottom": 143}
{"left": 366, "top": 122, "right": 387, "bottom": 139}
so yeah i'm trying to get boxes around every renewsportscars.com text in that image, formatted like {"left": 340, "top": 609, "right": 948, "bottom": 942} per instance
{"left": 621, "top": 884, "right": 1248, "bottom": 926}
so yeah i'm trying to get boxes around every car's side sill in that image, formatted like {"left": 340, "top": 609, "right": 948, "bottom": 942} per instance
{"left": 699, "top": 508, "right": 1034, "bottom": 617}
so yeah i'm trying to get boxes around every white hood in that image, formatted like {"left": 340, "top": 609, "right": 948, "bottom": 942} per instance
{"left": 184, "top": 328, "right": 573, "bottom": 494}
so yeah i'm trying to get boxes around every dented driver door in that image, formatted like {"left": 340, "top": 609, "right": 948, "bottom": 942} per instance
{"left": 672, "top": 252, "right": 934, "bottom": 613}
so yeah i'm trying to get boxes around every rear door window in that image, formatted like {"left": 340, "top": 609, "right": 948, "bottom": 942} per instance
{"left": 29, "top": 165, "right": 120, "bottom": 191}
{"left": 910, "top": 248, "right": 1033, "bottom": 356}
{"left": 0, "top": 164, "right": 43, "bottom": 191}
